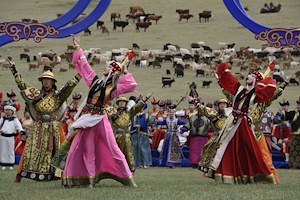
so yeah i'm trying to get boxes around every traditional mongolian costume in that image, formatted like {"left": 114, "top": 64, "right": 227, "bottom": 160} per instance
{"left": 147, "top": 97, "right": 160, "bottom": 138}
{"left": 197, "top": 99, "right": 232, "bottom": 172}
{"left": 185, "top": 102, "right": 210, "bottom": 168}
{"left": 111, "top": 96, "right": 148, "bottom": 172}
{"left": 0, "top": 105, "right": 24, "bottom": 169}
{"left": 63, "top": 108, "right": 77, "bottom": 135}
{"left": 57, "top": 47, "right": 138, "bottom": 187}
{"left": 156, "top": 105, "right": 186, "bottom": 167}
{"left": 210, "top": 62, "right": 276, "bottom": 184}
{"left": 15, "top": 110, "right": 33, "bottom": 156}
{"left": 9, "top": 65, "right": 81, "bottom": 181}
{"left": 281, "top": 97, "right": 300, "bottom": 168}
{"left": 130, "top": 104, "right": 152, "bottom": 168}
{"left": 1, "top": 90, "right": 21, "bottom": 115}
{"left": 64, "top": 92, "right": 82, "bottom": 120}
{"left": 251, "top": 80, "right": 288, "bottom": 184}
{"left": 151, "top": 100, "right": 167, "bottom": 149}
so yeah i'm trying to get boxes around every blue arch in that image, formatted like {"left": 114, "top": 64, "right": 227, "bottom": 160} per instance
{"left": 49, "top": 0, "right": 111, "bottom": 38}
{"left": 223, "top": 0, "right": 299, "bottom": 46}
{"left": 223, "top": 0, "right": 271, "bottom": 34}
{"left": 0, "top": 0, "right": 111, "bottom": 46}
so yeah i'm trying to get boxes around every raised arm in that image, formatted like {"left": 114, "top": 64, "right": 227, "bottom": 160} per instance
{"left": 129, "top": 92, "right": 152, "bottom": 117}
{"left": 217, "top": 62, "right": 240, "bottom": 95}
{"left": 264, "top": 81, "right": 288, "bottom": 108}
{"left": 196, "top": 103, "right": 218, "bottom": 121}
{"left": 71, "top": 35, "right": 96, "bottom": 86}
{"left": 188, "top": 96, "right": 218, "bottom": 120}
{"left": 72, "top": 48, "right": 96, "bottom": 87}
{"left": 7, "top": 58, "right": 31, "bottom": 91}
{"left": 111, "top": 51, "right": 137, "bottom": 98}
{"left": 56, "top": 73, "right": 82, "bottom": 103}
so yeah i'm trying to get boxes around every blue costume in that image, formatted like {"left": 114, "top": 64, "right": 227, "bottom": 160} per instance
{"left": 130, "top": 111, "right": 152, "bottom": 168}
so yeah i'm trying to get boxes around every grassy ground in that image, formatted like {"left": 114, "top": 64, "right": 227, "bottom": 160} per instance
{"left": 0, "top": 167, "right": 300, "bottom": 200}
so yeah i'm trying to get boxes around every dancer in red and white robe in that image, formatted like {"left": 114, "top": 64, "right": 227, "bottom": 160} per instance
{"left": 209, "top": 62, "right": 277, "bottom": 184}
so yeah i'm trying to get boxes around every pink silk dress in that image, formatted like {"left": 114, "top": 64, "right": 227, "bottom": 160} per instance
{"left": 62, "top": 49, "right": 137, "bottom": 187}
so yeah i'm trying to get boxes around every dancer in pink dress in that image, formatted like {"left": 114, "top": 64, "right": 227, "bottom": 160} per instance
{"left": 61, "top": 35, "right": 137, "bottom": 188}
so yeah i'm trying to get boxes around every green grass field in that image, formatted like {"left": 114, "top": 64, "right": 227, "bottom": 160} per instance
{"left": 0, "top": 167, "right": 300, "bottom": 200}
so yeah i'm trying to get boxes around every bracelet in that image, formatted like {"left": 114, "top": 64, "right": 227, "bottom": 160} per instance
{"left": 124, "top": 70, "right": 128, "bottom": 74}
{"left": 75, "top": 45, "right": 80, "bottom": 50}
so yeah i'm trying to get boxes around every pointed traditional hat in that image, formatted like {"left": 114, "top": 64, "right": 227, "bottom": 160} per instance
{"left": 279, "top": 99, "right": 290, "bottom": 106}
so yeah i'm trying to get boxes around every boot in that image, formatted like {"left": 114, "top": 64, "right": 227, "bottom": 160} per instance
{"left": 285, "top": 153, "right": 289, "bottom": 162}
{"left": 14, "top": 174, "right": 22, "bottom": 183}
{"left": 51, "top": 140, "right": 71, "bottom": 170}
{"left": 130, "top": 166, "right": 136, "bottom": 173}
{"left": 128, "top": 176, "right": 138, "bottom": 188}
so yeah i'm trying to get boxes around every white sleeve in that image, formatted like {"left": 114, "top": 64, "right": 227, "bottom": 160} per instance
{"left": 157, "top": 139, "right": 164, "bottom": 153}
{"left": 126, "top": 100, "right": 136, "bottom": 111}
{"left": 182, "top": 130, "right": 190, "bottom": 137}
{"left": 14, "top": 118, "right": 24, "bottom": 132}
{"left": 0, "top": 118, "right": 3, "bottom": 131}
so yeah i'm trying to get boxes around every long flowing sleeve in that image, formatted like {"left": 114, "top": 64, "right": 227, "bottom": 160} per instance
{"left": 254, "top": 77, "right": 276, "bottom": 103}
{"left": 72, "top": 48, "right": 96, "bottom": 87}
{"left": 217, "top": 62, "right": 240, "bottom": 95}
{"left": 263, "top": 81, "right": 287, "bottom": 108}
{"left": 111, "top": 73, "right": 137, "bottom": 98}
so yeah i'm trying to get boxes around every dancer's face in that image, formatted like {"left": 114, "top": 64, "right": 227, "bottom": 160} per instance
{"left": 169, "top": 110, "right": 175, "bottom": 117}
{"left": 4, "top": 109, "right": 13, "bottom": 117}
{"left": 218, "top": 102, "right": 228, "bottom": 109}
{"left": 118, "top": 100, "right": 127, "bottom": 109}
{"left": 152, "top": 104, "right": 158, "bottom": 109}
{"left": 246, "top": 75, "right": 255, "bottom": 86}
{"left": 42, "top": 78, "right": 54, "bottom": 91}
{"left": 188, "top": 104, "right": 195, "bottom": 111}
{"left": 103, "top": 67, "right": 112, "bottom": 76}
{"left": 281, "top": 105, "right": 289, "bottom": 111}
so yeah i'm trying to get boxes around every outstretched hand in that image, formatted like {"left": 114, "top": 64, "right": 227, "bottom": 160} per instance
{"left": 71, "top": 34, "right": 80, "bottom": 46}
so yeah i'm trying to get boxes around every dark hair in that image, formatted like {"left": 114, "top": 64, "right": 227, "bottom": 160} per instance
{"left": 129, "top": 96, "right": 137, "bottom": 101}
{"left": 43, "top": 66, "right": 52, "bottom": 72}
